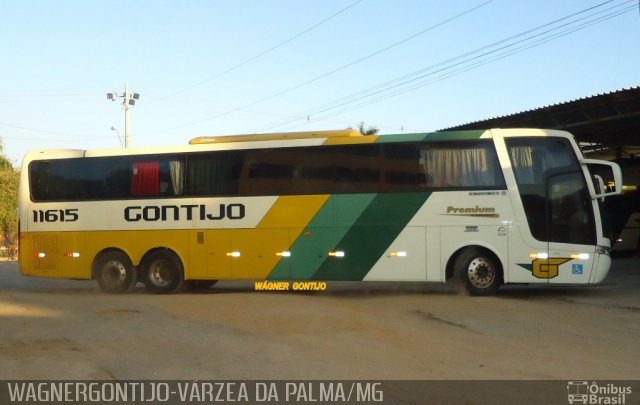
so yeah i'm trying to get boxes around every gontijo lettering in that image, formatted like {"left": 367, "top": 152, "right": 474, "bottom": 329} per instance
{"left": 124, "top": 203, "right": 245, "bottom": 222}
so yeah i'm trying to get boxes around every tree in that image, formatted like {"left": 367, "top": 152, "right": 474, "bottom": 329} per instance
{"left": 0, "top": 140, "right": 19, "bottom": 259}
{"left": 357, "top": 121, "right": 379, "bottom": 136}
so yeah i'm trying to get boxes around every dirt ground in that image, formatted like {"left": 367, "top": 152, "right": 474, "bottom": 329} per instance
{"left": 0, "top": 257, "right": 639, "bottom": 380}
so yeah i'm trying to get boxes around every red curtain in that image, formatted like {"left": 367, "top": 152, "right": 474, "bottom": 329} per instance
{"left": 131, "top": 162, "right": 160, "bottom": 196}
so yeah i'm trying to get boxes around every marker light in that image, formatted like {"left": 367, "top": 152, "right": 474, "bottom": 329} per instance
{"left": 33, "top": 252, "right": 46, "bottom": 258}
{"left": 529, "top": 253, "right": 549, "bottom": 259}
{"left": 570, "top": 253, "right": 590, "bottom": 260}
{"left": 276, "top": 251, "right": 291, "bottom": 257}
{"left": 329, "top": 251, "right": 345, "bottom": 258}
{"left": 226, "top": 251, "right": 241, "bottom": 258}
{"left": 389, "top": 251, "right": 408, "bottom": 257}
{"left": 66, "top": 252, "right": 80, "bottom": 258}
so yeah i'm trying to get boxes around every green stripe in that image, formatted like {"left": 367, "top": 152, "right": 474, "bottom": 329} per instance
{"left": 311, "top": 192, "right": 431, "bottom": 281}
{"left": 267, "top": 194, "right": 376, "bottom": 280}
{"left": 375, "top": 133, "right": 431, "bottom": 143}
{"left": 424, "top": 130, "right": 485, "bottom": 141}
{"left": 376, "top": 130, "right": 484, "bottom": 143}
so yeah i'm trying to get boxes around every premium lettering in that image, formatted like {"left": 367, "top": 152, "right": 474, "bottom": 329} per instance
{"left": 444, "top": 206, "right": 499, "bottom": 218}
{"left": 446, "top": 206, "right": 495, "bottom": 214}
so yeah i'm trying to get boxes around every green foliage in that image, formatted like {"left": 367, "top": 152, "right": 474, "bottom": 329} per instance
{"left": 357, "top": 121, "right": 379, "bottom": 136}
{"left": 0, "top": 148, "right": 19, "bottom": 248}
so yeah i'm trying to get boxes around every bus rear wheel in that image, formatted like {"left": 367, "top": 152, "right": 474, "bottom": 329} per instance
{"left": 455, "top": 248, "right": 502, "bottom": 296}
{"left": 94, "top": 251, "right": 137, "bottom": 294}
{"left": 141, "top": 250, "right": 185, "bottom": 294}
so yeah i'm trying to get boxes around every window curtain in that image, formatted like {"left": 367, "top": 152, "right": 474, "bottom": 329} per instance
{"left": 169, "top": 160, "right": 184, "bottom": 195}
{"left": 131, "top": 162, "right": 159, "bottom": 196}
{"left": 420, "top": 147, "right": 497, "bottom": 187}
{"left": 508, "top": 146, "right": 536, "bottom": 185}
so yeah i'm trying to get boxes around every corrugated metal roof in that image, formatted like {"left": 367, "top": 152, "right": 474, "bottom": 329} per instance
{"left": 443, "top": 87, "right": 640, "bottom": 145}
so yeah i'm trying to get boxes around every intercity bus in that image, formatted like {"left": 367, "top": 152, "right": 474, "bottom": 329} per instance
{"left": 18, "top": 128, "right": 622, "bottom": 295}
{"left": 612, "top": 212, "right": 640, "bottom": 255}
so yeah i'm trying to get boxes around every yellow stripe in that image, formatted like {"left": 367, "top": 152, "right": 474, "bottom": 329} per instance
{"left": 224, "top": 195, "right": 329, "bottom": 279}
{"left": 20, "top": 230, "right": 189, "bottom": 280}
{"left": 257, "top": 195, "right": 329, "bottom": 229}
{"left": 21, "top": 196, "right": 332, "bottom": 282}
{"left": 190, "top": 129, "right": 361, "bottom": 144}
{"left": 322, "top": 135, "right": 378, "bottom": 145}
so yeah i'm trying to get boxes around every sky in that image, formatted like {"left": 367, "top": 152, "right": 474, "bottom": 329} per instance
{"left": 0, "top": 0, "right": 638, "bottom": 166}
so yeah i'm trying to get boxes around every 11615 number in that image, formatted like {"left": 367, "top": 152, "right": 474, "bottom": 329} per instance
{"left": 32, "top": 209, "right": 79, "bottom": 223}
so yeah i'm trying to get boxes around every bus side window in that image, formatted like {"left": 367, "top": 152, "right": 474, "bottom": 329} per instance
{"left": 131, "top": 162, "right": 160, "bottom": 197}
{"left": 419, "top": 141, "right": 505, "bottom": 189}
{"left": 167, "top": 160, "right": 185, "bottom": 196}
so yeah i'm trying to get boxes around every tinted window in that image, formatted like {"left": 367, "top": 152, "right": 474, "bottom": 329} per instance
{"left": 419, "top": 141, "right": 504, "bottom": 189}
{"left": 30, "top": 155, "right": 185, "bottom": 201}
{"left": 30, "top": 140, "right": 506, "bottom": 201}
{"left": 30, "top": 157, "right": 130, "bottom": 201}
{"left": 548, "top": 172, "right": 596, "bottom": 245}
{"left": 505, "top": 137, "right": 595, "bottom": 244}
{"left": 186, "top": 151, "right": 243, "bottom": 196}
{"left": 507, "top": 137, "right": 579, "bottom": 187}
{"left": 131, "top": 156, "right": 186, "bottom": 197}
{"left": 236, "top": 145, "right": 383, "bottom": 195}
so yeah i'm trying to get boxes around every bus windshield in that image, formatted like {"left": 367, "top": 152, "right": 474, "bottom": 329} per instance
{"left": 505, "top": 137, "right": 596, "bottom": 245}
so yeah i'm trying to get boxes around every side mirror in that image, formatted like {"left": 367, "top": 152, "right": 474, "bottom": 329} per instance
{"left": 581, "top": 159, "right": 623, "bottom": 200}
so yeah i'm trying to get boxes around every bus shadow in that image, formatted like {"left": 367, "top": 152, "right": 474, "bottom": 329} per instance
{"left": 496, "top": 283, "right": 622, "bottom": 301}
{"left": 187, "top": 280, "right": 467, "bottom": 297}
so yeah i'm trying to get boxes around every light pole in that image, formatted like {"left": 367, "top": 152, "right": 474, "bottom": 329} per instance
{"left": 107, "top": 84, "right": 140, "bottom": 148}
{"left": 110, "top": 126, "right": 123, "bottom": 148}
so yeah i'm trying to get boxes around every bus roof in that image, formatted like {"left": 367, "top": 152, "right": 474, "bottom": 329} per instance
{"left": 21, "top": 128, "right": 575, "bottom": 163}
{"left": 189, "top": 129, "right": 362, "bottom": 144}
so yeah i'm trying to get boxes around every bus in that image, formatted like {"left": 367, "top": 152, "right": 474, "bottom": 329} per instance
{"left": 18, "top": 128, "right": 622, "bottom": 295}
{"left": 608, "top": 188, "right": 640, "bottom": 255}
{"left": 612, "top": 211, "right": 640, "bottom": 255}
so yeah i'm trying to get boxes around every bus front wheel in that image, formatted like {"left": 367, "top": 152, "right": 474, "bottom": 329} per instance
{"left": 141, "top": 250, "right": 185, "bottom": 294}
{"left": 455, "top": 248, "right": 502, "bottom": 296}
{"left": 94, "top": 251, "right": 137, "bottom": 294}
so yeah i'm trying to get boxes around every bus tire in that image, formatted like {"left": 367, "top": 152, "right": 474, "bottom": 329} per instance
{"left": 455, "top": 248, "right": 502, "bottom": 296}
{"left": 141, "top": 250, "right": 185, "bottom": 294}
{"left": 94, "top": 251, "right": 137, "bottom": 294}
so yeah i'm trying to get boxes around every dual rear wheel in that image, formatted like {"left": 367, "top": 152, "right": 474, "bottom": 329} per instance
{"left": 94, "top": 250, "right": 187, "bottom": 294}
{"left": 94, "top": 251, "right": 137, "bottom": 294}
{"left": 140, "top": 250, "right": 185, "bottom": 294}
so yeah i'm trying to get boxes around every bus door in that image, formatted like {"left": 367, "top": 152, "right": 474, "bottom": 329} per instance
{"left": 505, "top": 136, "right": 599, "bottom": 285}
{"left": 544, "top": 170, "right": 596, "bottom": 284}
